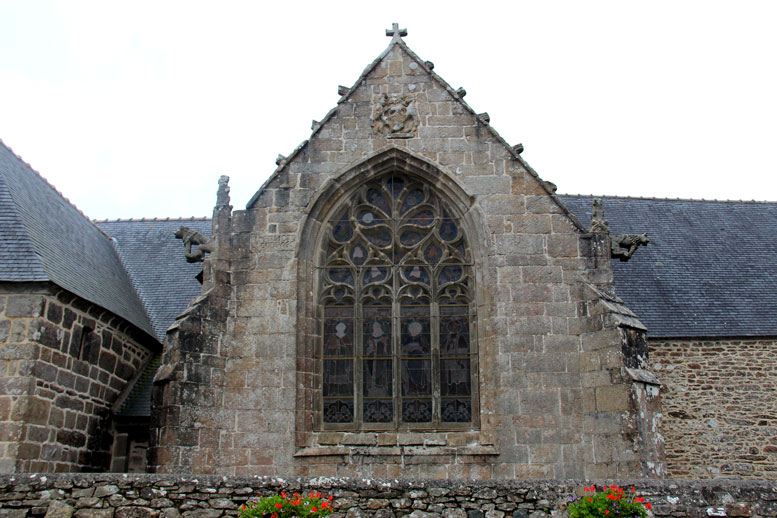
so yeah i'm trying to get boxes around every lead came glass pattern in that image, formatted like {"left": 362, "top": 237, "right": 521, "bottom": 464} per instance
{"left": 319, "top": 174, "right": 475, "bottom": 428}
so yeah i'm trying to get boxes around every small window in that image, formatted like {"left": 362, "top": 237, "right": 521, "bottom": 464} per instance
{"left": 318, "top": 173, "right": 477, "bottom": 430}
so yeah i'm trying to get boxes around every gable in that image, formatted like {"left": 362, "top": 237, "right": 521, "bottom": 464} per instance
{"left": 246, "top": 39, "right": 581, "bottom": 232}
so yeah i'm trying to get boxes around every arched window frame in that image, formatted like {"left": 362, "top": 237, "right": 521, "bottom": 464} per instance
{"left": 310, "top": 169, "right": 480, "bottom": 432}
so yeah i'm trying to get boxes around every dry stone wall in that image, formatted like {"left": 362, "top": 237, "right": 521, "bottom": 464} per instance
{"left": 0, "top": 283, "right": 154, "bottom": 473}
{"left": 650, "top": 338, "right": 777, "bottom": 479}
{"left": 1, "top": 474, "right": 776, "bottom": 518}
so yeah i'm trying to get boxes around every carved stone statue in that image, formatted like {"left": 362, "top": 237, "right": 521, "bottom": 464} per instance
{"left": 611, "top": 232, "right": 649, "bottom": 262}
{"left": 175, "top": 226, "right": 214, "bottom": 263}
{"left": 371, "top": 93, "right": 418, "bottom": 138}
{"left": 216, "top": 175, "right": 230, "bottom": 208}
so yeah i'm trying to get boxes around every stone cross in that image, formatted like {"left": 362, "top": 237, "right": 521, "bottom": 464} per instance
{"left": 386, "top": 23, "right": 407, "bottom": 43}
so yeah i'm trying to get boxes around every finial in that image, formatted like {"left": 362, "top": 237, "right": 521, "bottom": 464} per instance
{"left": 386, "top": 23, "right": 407, "bottom": 43}
{"left": 590, "top": 198, "right": 609, "bottom": 234}
{"left": 216, "top": 175, "right": 230, "bottom": 208}
{"left": 513, "top": 143, "right": 524, "bottom": 155}
{"left": 276, "top": 154, "right": 287, "bottom": 166}
{"left": 478, "top": 112, "right": 490, "bottom": 124}
{"left": 338, "top": 85, "right": 350, "bottom": 96}
{"left": 456, "top": 87, "right": 467, "bottom": 98}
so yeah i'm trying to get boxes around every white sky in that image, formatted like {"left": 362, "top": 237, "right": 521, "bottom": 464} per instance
{"left": 1, "top": 1, "right": 776, "bottom": 220}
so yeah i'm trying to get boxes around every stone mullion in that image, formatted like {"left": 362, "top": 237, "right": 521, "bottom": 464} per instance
{"left": 431, "top": 296, "right": 441, "bottom": 428}
{"left": 391, "top": 267, "right": 401, "bottom": 428}
{"left": 391, "top": 190, "right": 401, "bottom": 428}
{"left": 354, "top": 267, "right": 363, "bottom": 430}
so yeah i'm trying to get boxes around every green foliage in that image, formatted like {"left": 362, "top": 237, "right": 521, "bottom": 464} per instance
{"left": 567, "top": 485, "right": 650, "bottom": 518}
{"left": 239, "top": 491, "right": 334, "bottom": 518}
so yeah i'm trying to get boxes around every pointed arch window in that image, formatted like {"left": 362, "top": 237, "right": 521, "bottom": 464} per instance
{"left": 318, "top": 173, "right": 477, "bottom": 430}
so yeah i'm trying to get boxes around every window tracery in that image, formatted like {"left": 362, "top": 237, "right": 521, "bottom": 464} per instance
{"left": 318, "top": 173, "right": 476, "bottom": 429}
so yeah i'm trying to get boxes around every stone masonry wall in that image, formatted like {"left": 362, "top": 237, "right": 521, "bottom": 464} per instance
{"left": 1, "top": 474, "right": 776, "bottom": 518}
{"left": 650, "top": 338, "right": 777, "bottom": 479}
{"left": 151, "top": 39, "right": 662, "bottom": 479}
{"left": 0, "top": 283, "right": 155, "bottom": 473}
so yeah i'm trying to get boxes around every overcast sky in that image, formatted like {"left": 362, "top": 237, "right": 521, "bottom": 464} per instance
{"left": 1, "top": 1, "right": 776, "bottom": 220}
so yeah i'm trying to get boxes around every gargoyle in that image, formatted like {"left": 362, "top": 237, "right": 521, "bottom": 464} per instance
{"left": 175, "top": 226, "right": 213, "bottom": 263}
{"left": 611, "top": 232, "right": 649, "bottom": 262}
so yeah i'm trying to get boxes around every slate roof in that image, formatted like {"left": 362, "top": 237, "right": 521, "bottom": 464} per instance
{"left": 561, "top": 195, "right": 777, "bottom": 338}
{"left": 95, "top": 218, "right": 211, "bottom": 342}
{"left": 0, "top": 140, "right": 155, "bottom": 338}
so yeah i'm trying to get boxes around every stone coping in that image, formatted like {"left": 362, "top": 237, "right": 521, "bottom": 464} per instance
{"left": 1, "top": 473, "right": 776, "bottom": 490}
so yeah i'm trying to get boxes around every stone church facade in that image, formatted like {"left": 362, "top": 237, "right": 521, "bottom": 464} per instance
{"left": 2, "top": 26, "right": 776, "bottom": 480}
{"left": 149, "top": 28, "right": 662, "bottom": 479}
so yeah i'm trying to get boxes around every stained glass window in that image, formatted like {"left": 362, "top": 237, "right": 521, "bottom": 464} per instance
{"left": 319, "top": 173, "right": 475, "bottom": 429}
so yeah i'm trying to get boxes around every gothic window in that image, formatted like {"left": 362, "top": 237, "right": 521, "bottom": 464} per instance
{"left": 318, "top": 173, "right": 476, "bottom": 430}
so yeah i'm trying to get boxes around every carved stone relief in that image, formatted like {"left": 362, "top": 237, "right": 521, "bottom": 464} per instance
{"left": 371, "top": 94, "right": 418, "bottom": 138}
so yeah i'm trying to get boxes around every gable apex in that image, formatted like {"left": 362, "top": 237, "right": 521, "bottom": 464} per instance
{"left": 246, "top": 27, "right": 578, "bottom": 231}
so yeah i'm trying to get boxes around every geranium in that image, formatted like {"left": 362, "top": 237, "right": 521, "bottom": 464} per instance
{"left": 567, "top": 485, "right": 650, "bottom": 518}
{"left": 239, "top": 491, "right": 334, "bottom": 518}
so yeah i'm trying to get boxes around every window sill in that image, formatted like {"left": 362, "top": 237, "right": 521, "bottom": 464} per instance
{"left": 294, "top": 444, "right": 499, "bottom": 457}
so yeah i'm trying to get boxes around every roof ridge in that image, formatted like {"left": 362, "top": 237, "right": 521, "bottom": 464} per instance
{"left": 93, "top": 216, "right": 211, "bottom": 223}
{"left": 559, "top": 193, "right": 777, "bottom": 204}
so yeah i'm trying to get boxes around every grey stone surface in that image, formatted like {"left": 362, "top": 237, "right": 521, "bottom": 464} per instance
{"left": 45, "top": 501, "right": 75, "bottom": 518}
{"left": 146, "top": 29, "right": 659, "bottom": 481}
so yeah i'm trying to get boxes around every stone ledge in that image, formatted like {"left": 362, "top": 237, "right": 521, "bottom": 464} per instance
{"left": 294, "top": 445, "right": 499, "bottom": 457}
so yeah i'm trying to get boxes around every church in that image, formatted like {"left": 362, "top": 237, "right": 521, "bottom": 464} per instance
{"left": 1, "top": 25, "right": 775, "bottom": 480}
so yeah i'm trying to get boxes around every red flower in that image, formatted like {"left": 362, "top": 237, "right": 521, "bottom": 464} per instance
{"left": 635, "top": 497, "right": 645, "bottom": 503}
{"left": 311, "top": 507, "right": 318, "bottom": 513}
{"left": 275, "top": 503, "right": 283, "bottom": 509}
{"left": 293, "top": 499, "right": 301, "bottom": 506}
{"left": 645, "top": 503, "right": 652, "bottom": 510}
{"left": 281, "top": 492, "right": 287, "bottom": 499}
{"left": 605, "top": 511, "right": 609, "bottom": 515}
{"left": 321, "top": 502, "right": 330, "bottom": 509}
{"left": 587, "top": 498, "right": 593, "bottom": 503}
{"left": 310, "top": 491, "right": 316, "bottom": 498}
{"left": 328, "top": 496, "right": 333, "bottom": 501}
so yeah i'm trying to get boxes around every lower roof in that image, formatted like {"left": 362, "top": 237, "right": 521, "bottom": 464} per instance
{"left": 561, "top": 196, "right": 777, "bottom": 338}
